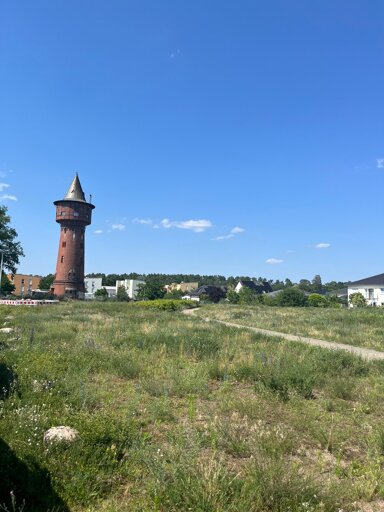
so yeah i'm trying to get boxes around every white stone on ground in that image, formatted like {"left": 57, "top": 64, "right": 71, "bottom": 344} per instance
{"left": 44, "top": 426, "right": 79, "bottom": 443}
{"left": 0, "top": 327, "right": 14, "bottom": 333}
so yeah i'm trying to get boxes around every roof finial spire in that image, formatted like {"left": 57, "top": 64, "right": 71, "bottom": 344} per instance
{"left": 64, "top": 173, "right": 86, "bottom": 202}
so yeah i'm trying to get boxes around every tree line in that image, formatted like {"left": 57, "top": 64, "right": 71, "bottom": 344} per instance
{"left": 84, "top": 272, "right": 347, "bottom": 293}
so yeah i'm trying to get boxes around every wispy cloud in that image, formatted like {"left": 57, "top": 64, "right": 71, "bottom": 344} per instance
{"left": 133, "top": 218, "right": 152, "bottom": 225}
{"left": 0, "top": 194, "right": 17, "bottom": 201}
{"left": 170, "top": 49, "right": 181, "bottom": 59}
{"left": 160, "top": 218, "right": 213, "bottom": 233}
{"left": 213, "top": 234, "right": 234, "bottom": 241}
{"left": 266, "top": 258, "right": 284, "bottom": 264}
{"left": 315, "top": 243, "right": 330, "bottom": 249}
{"left": 94, "top": 230, "right": 103, "bottom": 235}
{"left": 112, "top": 224, "right": 125, "bottom": 231}
{"left": 0, "top": 183, "right": 10, "bottom": 192}
{"left": 213, "top": 226, "right": 245, "bottom": 241}
{"left": 377, "top": 158, "right": 384, "bottom": 169}
{"left": 231, "top": 227, "right": 244, "bottom": 234}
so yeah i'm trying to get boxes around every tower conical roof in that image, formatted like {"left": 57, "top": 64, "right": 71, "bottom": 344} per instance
{"left": 64, "top": 173, "right": 86, "bottom": 202}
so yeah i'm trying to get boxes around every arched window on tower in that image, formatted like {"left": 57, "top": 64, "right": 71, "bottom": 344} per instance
{"left": 61, "top": 256, "right": 64, "bottom": 263}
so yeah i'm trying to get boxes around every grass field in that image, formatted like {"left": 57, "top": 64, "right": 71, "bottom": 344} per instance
{"left": 194, "top": 303, "right": 384, "bottom": 351}
{"left": 1, "top": 301, "right": 384, "bottom": 511}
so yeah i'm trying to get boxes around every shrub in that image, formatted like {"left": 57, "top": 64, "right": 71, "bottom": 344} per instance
{"left": 275, "top": 288, "right": 307, "bottom": 307}
{"left": 349, "top": 292, "right": 366, "bottom": 308}
{"left": 308, "top": 293, "right": 327, "bottom": 307}
{"left": 132, "top": 299, "right": 196, "bottom": 311}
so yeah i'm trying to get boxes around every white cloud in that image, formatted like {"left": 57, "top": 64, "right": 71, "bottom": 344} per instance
{"left": 94, "top": 230, "right": 103, "bottom": 234}
{"left": 0, "top": 183, "right": 10, "bottom": 192}
{"left": 377, "top": 158, "right": 384, "bottom": 169}
{"left": 266, "top": 258, "right": 284, "bottom": 264}
{"left": 212, "top": 234, "right": 234, "bottom": 241}
{"left": 213, "top": 226, "right": 245, "bottom": 241}
{"left": 112, "top": 224, "right": 125, "bottom": 231}
{"left": 160, "top": 218, "right": 213, "bottom": 232}
{"left": 0, "top": 194, "right": 17, "bottom": 201}
{"left": 315, "top": 243, "right": 330, "bottom": 249}
{"left": 231, "top": 226, "right": 245, "bottom": 234}
{"left": 133, "top": 218, "right": 152, "bottom": 225}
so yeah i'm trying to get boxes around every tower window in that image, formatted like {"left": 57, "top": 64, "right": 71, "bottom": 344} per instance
{"left": 64, "top": 228, "right": 67, "bottom": 234}
{"left": 62, "top": 241, "right": 66, "bottom": 248}
{"left": 61, "top": 256, "right": 64, "bottom": 263}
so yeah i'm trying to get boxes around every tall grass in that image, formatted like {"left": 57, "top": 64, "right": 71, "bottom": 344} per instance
{"left": 0, "top": 302, "right": 383, "bottom": 510}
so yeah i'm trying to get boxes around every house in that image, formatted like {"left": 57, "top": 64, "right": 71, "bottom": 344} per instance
{"left": 115, "top": 279, "right": 145, "bottom": 300}
{"left": 183, "top": 285, "right": 226, "bottom": 303}
{"left": 84, "top": 277, "right": 103, "bottom": 299}
{"left": 235, "top": 280, "right": 273, "bottom": 294}
{"left": 347, "top": 273, "right": 384, "bottom": 306}
{"left": 164, "top": 282, "right": 199, "bottom": 294}
{"left": 8, "top": 274, "right": 42, "bottom": 296}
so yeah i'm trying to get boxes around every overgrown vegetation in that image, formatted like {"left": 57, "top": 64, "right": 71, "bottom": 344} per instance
{"left": 1, "top": 302, "right": 384, "bottom": 510}
{"left": 195, "top": 303, "right": 384, "bottom": 350}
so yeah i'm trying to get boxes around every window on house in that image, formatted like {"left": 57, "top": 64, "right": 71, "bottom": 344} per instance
{"left": 62, "top": 241, "right": 66, "bottom": 248}
{"left": 21, "top": 279, "right": 25, "bottom": 284}
{"left": 61, "top": 256, "right": 64, "bottom": 263}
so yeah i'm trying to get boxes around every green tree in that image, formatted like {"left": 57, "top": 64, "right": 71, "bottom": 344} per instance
{"left": 349, "top": 292, "right": 366, "bottom": 308}
{"left": 116, "top": 285, "right": 129, "bottom": 302}
{"left": 0, "top": 274, "right": 15, "bottom": 296}
{"left": 238, "top": 287, "right": 257, "bottom": 304}
{"left": 311, "top": 275, "right": 323, "bottom": 293}
{"left": 297, "top": 279, "right": 312, "bottom": 292}
{"left": 308, "top": 293, "right": 327, "bottom": 307}
{"left": 39, "top": 274, "right": 55, "bottom": 290}
{"left": 137, "top": 277, "right": 165, "bottom": 300}
{"left": 276, "top": 288, "right": 307, "bottom": 307}
{"left": 227, "top": 289, "right": 239, "bottom": 304}
{"left": 0, "top": 206, "right": 24, "bottom": 273}
{"left": 94, "top": 287, "right": 108, "bottom": 300}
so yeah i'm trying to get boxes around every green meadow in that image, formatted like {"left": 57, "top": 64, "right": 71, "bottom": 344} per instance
{"left": 1, "top": 301, "right": 384, "bottom": 511}
{"left": 195, "top": 303, "right": 384, "bottom": 351}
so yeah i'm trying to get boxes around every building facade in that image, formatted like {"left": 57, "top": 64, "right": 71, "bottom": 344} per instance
{"left": 164, "top": 282, "right": 199, "bottom": 294}
{"left": 8, "top": 274, "right": 42, "bottom": 296}
{"left": 116, "top": 279, "right": 145, "bottom": 300}
{"left": 348, "top": 273, "right": 384, "bottom": 306}
{"left": 51, "top": 174, "right": 95, "bottom": 299}
{"left": 84, "top": 277, "right": 103, "bottom": 299}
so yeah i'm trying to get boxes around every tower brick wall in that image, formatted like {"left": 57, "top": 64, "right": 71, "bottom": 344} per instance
{"left": 51, "top": 175, "right": 95, "bottom": 299}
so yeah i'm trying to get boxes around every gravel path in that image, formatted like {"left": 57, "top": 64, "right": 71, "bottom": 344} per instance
{"left": 182, "top": 308, "right": 384, "bottom": 361}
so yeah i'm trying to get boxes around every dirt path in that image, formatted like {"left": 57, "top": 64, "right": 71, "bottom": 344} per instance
{"left": 182, "top": 308, "right": 384, "bottom": 361}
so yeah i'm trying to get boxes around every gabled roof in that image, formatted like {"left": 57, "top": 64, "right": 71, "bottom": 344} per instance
{"left": 64, "top": 173, "right": 86, "bottom": 202}
{"left": 190, "top": 285, "right": 226, "bottom": 296}
{"left": 239, "top": 280, "right": 273, "bottom": 293}
{"left": 348, "top": 273, "right": 384, "bottom": 286}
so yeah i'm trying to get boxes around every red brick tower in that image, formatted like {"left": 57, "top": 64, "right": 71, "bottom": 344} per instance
{"left": 51, "top": 174, "right": 95, "bottom": 299}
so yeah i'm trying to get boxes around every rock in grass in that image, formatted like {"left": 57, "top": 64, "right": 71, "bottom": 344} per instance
{"left": 0, "top": 327, "right": 13, "bottom": 333}
{"left": 44, "top": 426, "right": 79, "bottom": 444}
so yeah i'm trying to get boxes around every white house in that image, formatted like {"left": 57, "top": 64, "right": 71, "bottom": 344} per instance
{"left": 84, "top": 277, "right": 103, "bottom": 299}
{"left": 348, "top": 273, "right": 384, "bottom": 306}
{"left": 235, "top": 280, "right": 273, "bottom": 294}
{"left": 115, "top": 279, "right": 145, "bottom": 300}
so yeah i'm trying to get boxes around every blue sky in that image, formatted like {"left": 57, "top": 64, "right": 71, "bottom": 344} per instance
{"left": 1, "top": 0, "right": 383, "bottom": 282}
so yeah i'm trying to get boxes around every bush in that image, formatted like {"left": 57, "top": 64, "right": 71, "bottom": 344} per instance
{"left": 133, "top": 299, "right": 197, "bottom": 311}
{"left": 349, "top": 292, "right": 366, "bottom": 308}
{"left": 308, "top": 293, "right": 327, "bottom": 307}
{"left": 275, "top": 288, "right": 307, "bottom": 307}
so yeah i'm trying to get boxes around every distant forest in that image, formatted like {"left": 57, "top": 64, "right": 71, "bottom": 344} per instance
{"left": 85, "top": 272, "right": 347, "bottom": 292}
